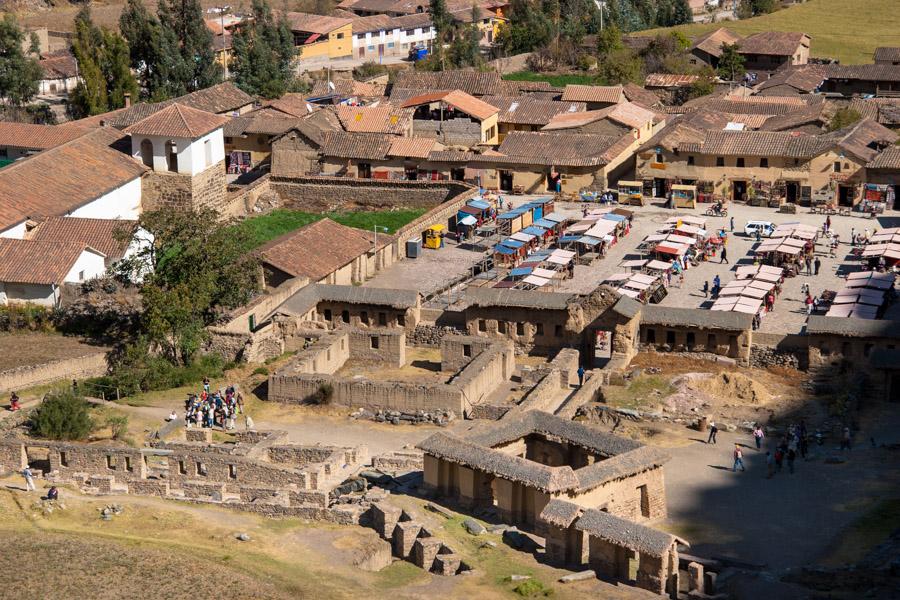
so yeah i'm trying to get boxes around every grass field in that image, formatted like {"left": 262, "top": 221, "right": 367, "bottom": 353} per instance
{"left": 641, "top": 0, "right": 900, "bottom": 65}
{"left": 232, "top": 209, "right": 427, "bottom": 249}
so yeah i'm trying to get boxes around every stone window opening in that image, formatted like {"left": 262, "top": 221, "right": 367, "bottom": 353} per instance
{"left": 638, "top": 484, "right": 650, "bottom": 518}
{"left": 323, "top": 309, "right": 332, "bottom": 321}
{"left": 478, "top": 319, "right": 487, "bottom": 332}
{"left": 106, "top": 455, "right": 116, "bottom": 469}
{"left": 463, "top": 344, "right": 472, "bottom": 357}
{"left": 842, "top": 342, "right": 851, "bottom": 355}
{"left": 645, "top": 329, "right": 656, "bottom": 344}
{"left": 715, "top": 156, "right": 724, "bottom": 167}
{"left": 686, "top": 332, "right": 695, "bottom": 350}
{"left": 139, "top": 138, "right": 153, "bottom": 168}
{"left": 687, "top": 155, "right": 695, "bottom": 166}
{"left": 536, "top": 323, "right": 544, "bottom": 336}
{"left": 760, "top": 157, "right": 769, "bottom": 168}
{"left": 397, "top": 314, "right": 405, "bottom": 326}
{"left": 59, "top": 451, "right": 68, "bottom": 467}
{"left": 197, "top": 462, "right": 207, "bottom": 476}
{"left": 178, "top": 460, "right": 187, "bottom": 475}
{"left": 371, "top": 336, "right": 380, "bottom": 349}
{"left": 229, "top": 464, "right": 237, "bottom": 479}
{"left": 341, "top": 310, "right": 350, "bottom": 323}
{"left": 378, "top": 312, "right": 387, "bottom": 326}
{"left": 516, "top": 322, "right": 525, "bottom": 336}
{"left": 361, "top": 311, "right": 369, "bottom": 325}
{"left": 498, "top": 321, "right": 507, "bottom": 334}
{"left": 124, "top": 456, "right": 133, "bottom": 472}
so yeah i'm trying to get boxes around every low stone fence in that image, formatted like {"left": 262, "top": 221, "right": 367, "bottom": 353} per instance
{"left": 0, "top": 351, "right": 108, "bottom": 394}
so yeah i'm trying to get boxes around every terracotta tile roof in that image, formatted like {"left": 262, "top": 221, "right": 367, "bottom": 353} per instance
{"left": 738, "top": 31, "right": 809, "bottom": 56}
{"left": 679, "top": 109, "right": 770, "bottom": 131}
{"left": 426, "top": 149, "right": 476, "bottom": 162}
{"left": 494, "top": 131, "right": 628, "bottom": 167}
{"left": 481, "top": 96, "right": 585, "bottom": 126}
{"left": 387, "top": 136, "right": 436, "bottom": 158}
{"left": 224, "top": 115, "right": 304, "bottom": 137}
{"left": 0, "top": 128, "right": 146, "bottom": 232}
{"left": 867, "top": 146, "right": 900, "bottom": 169}
{"left": 682, "top": 94, "right": 820, "bottom": 116}
{"left": 542, "top": 101, "right": 659, "bottom": 131}
{"left": 0, "top": 238, "right": 99, "bottom": 285}
{"left": 690, "top": 27, "right": 742, "bottom": 58}
{"left": 823, "top": 63, "right": 900, "bottom": 83}
{"left": 28, "top": 217, "right": 136, "bottom": 260}
{"left": 320, "top": 131, "right": 392, "bottom": 160}
{"left": 499, "top": 79, "right": 559, "bottom": 96}
{"left": 285, "top": 12, "right": 351, "bottom": 34}
{"left": 309, "top": 79, "right": 385, "bottom": 98}
{"left": 391, "top": 70, "right": 505, "bottom": 96}
{"left": 622, "top": 82, "right": 661, "bottom": 108}
{"left": 123, "top": 103, "right": 230, "bottom": 138}
{"left": 875, "top": 47, "right": 900, "bottom": 63}
{"left": 758, "top": 102, "right": 830, "bottom": 132}
{"left": 336, "top": 105, "right": 411, "bottom": 134}
{"left": 39, "top": 51, "right": 78, "bottom": 79}
{"left": 755, "top": 65, "right": 826, "bottom": 94}
{"left": 687, "top": 129, "right": 822, "bottom": 157}
{"left": 644, "top": 73, "right": 699, "bottom": 88}
{"left": 848, "top": 98, "right": 900, "bottom": 127}
{"left": 349, "top": 13, "right": 393, "bottom": 34}
{"left": 258, "top": 218, "right": 381, "bottom": 280}
{"left": 265, "top": 93, "right": 319, "bottom": 117}
{"left": 0, "top": 123, "right": 89, "bottom": 150}
{"left": 824, "top": 118, "right": 898, "bottom": 163}
{"left": 402, "top": 90, "right": 498, "bottom": 120}
{"left": 640, "top": 122, "right": 706, "bottom": 153}
{"left": 560, "top": 84, "right": 624, "bottom": 104}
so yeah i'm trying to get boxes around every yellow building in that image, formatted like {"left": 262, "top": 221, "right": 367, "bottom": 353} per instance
{"left": 286, "top": 12, "right": 353, "bottom": 60}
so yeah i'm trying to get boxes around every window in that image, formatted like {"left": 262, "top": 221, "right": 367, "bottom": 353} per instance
{"left": 107, "top": 456, "right": 116, "bottom": 469}
{"left": 197, "top": 462, "right": 207, "bottom": 476}
{"left": 341, "top": 310, "right": 350, "bottom": 323}
{"left": 378, "top": 312, "right": 387, "bottom": 326}
{"left": 478, "top": 319, "right": 487, "bottom": 332}
{"left": 360, "top": 311, "right": 369, "bottom": 325}
{"left": 336, "top": 32, "right": 344, "bottom": 39}
{"left": 864, "top": 343, "right": 874, "bottom": 357}
{"left": 323, "top": 309, "right": 332, "bottom": 321}
{"left": 498, "top": 321, "right": 507, "bottom": 334}
{"left": 204, "top": 139, "right": 212, "bottom": 167}
{"left": 78, "top": 270, "right": 85, "bottom": 281}
{"left": 756, "top": 157, "right": 767, "bottom": 168}
{"left": 736, "top": 157, "right": 745, "bottom": 167}
{"left": 229, "top": 465, "right": 237, "bottom": 479}
{"left": 357, "top": 33, "right": 365, "bottom": 39}
{"left": 716, "top": 156, "right": 725, "bottom": 167}
{"left": 463, "top": 344, "right": 472, "bottom": 357}
{"left": 638, "top": 484, "right": 650, "bottom": 518}
{"left": 0, "top": 148, "right": 7, "bottom": 158}
{"left": 370, "top": 336, "right": 380, "bottom": 349}
{"left": 178, "top": 460, "right": 187, "bottom": 475}
{"left": 516, "top": 322, "right": 525, "bottom": 336}
{"left": 387, "top": 42, "right": 394, "bottom": 48}
{"left": 708, "top": 334, "right": 717, "bottom": 348}
{"left": 687, "top": 155, "right": 695, "bottom": 166}
{"left": 536, "top": 323, "right": 544, "bottom": 336}
{"left": 655, "top": 152, "right": 664, "bottom": 163}
{"left": 666, "top": 330, "right": 676, "bottom": 345}
{"left": 59, "top": 451, "right": 68, "bottom": 467}
{"left": 645, "top": 328, "right": 656, "bottom": 344}
{"left": 405, "top": 28, "right": 415, "bottom": 35}
{"left": 794, "top": 158, "right": 800, "bottom": 166}
{"left": 397, "top": 314, "right": 405, "bottom": 326}
{"left": 125, "top": 456, "right": 133, "bottom": 472}
{"left": 358, "top": 162, "right": 371, "bottom": 178}
{"left": 834, "top": 161, "right": 842, "bottom": 173}
{"left": 555, "top": 325, "right": 563, "bottom": 337}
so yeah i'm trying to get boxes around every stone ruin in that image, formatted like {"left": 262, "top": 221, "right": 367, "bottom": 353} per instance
{"left": 0, "top": 428, "right": 372, "bottom": 523}
{"left": 370, "top": 502, "right": 468, "bottom": 576}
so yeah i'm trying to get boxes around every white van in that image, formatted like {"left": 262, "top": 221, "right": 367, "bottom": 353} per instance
{"left": 744, "top": 220, "right": 775, "bottom": 238}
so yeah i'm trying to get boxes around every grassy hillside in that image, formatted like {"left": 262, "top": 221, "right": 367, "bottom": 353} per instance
{"left": 641, "top": 0, "right": 900, "bottom": 65}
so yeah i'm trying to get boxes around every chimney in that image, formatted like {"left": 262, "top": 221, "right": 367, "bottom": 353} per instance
{"left": 124, "top": 93, "right": 131, "bottom": 108}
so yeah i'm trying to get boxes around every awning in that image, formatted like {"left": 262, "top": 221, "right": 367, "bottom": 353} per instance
{"left": 543, "top": 213, "right": 565, "bottom": 223}
{"left": 533, "top": 267, "right": 556, "bottom": 279}
{"left": 511, "top": 231, "right": 536, "bottom": 242}
{"left": 509, "top": 267, "right": 533, "bottom": 277}
{"left": 645, "top": 259, "right": 672, "bottom": 271}
{"left": 602, "top": 213, "right": 627, "bottom": 223}
{"left": 500, "top": 238, "right": 524, "bottom": 249}
{"left": 494, "top": 245, "right": 516, "bottom": 255}
{"left": 620, "top": 259, "right": 648, "bottom": 268}
{"left": 459, "top": 215, "right": 477, "bottom": 226}
{"left": 534, "top": 218, "right": 556, "bottom": 229}
{"left": 577, "top": 236, "right": 602, "bottom": 246}
{"left": 467, "top": 199, "right": 491, "bottom": 210}
{"left": 522, "top": 274, "right": 551, "bottom": 287}
{"left": 522, "top": 226, "right": 548, "bottom": 236}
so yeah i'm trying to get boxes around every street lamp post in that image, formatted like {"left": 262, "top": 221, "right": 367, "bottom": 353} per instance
{"left": 207, "top": 5, "right": 232, "bottom": 82}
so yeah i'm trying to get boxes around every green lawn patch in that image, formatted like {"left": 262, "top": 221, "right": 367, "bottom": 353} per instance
{"left": 502, "top": 71, "right": 596, "bottom": 87}
{"left": 233, "top": 209, "right": 428, "bottom": 249}
{"left": 601, "top": 375, "right": 675, "bottom": 410}
{"left": 639, "top": 0, "right": 900, "bottom": 65}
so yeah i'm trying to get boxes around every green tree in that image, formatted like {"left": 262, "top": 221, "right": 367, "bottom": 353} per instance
{"left": 828, "top": 107, "right": 862, "bottom": 132}
{"left": 231, "top": 0, "right": 295, "bottom": 98}
{"left": 158, "top": 0, "right": 219, "bottom": 91}
{"left": 430, "top": 0, "right": 453, "bottom": 68}
{"left": 447, "top": 4, "right": 482, "bottom": 68}
{"left": 31, "top": 390, "right": 94, "bottom": 441}
{"left": 717, "top": 42, "right": 745, "bottom": 80}
{"left": 496, "top": 0, "right": 553, "bottom": 55}
{"left": 120, "top": 0, "right": 187, "bottom": 100}
{"left": 672, "top": 0, "right": 693, "bottom": 25}
{"left": 0, "top": 14, "right": 42, "bottom": 107}
{"left": 597, "top": 48, "right": 642, "bottom": 85}
{"left": 118, "top": 207, "right": 260, "bottom": 365}
{"left": 684, "top": 65, "right": 716, "bottom": 101}
{"left": 69, "top": 7, "right": 139, "bottom": 118}
{"left": 596, "top": 24, "right": 623, "bottom": 56}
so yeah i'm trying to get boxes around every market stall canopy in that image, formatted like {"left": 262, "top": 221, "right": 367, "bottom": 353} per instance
{"left": 459, "top": 215, "right": 477, "bottom": 226}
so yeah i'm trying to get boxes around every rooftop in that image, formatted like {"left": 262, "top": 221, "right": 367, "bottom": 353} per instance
{"left": 27, "top": 217, "right": 136, "bottom": 260}
{"left": 401, "top": 90, "right": 499, "bottom": 121}
{"left": 391, "top": 70, "right": 505, "bottom": 97}
{"left": 336, "top": 105, "right": 411, "bottom": 134}
{"left": 738, "top": 31, "right": 809, "bottom": 56}
{"left": 284, "top": 12, "right": 352, "bottom": 34}
{"left": 560, "top": 84, "right": 625, "bottom": 104}
{"left": 123, "top": 103, "right": 230, "bottom": 139}
{"left": 690, "top": 27, "right": 742, "bottom": 58}
{"left": 0, "top": 122, "right": 89, "bottom": 151}
{"left": 0, "top": 238, "right": 101, "bottom": 285}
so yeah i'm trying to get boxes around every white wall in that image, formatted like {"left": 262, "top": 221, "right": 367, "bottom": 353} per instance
{"left": 352, "top": 25, "right": 435, "bottom": 57}
{"left": 63, "top": 249, "right": 107, "bottom": 284}
{"left": 1, "top": 282, "right": 58, "bottom": 307}
{"left": 0, "top": 221, "right": 27, "bottom": 240}
{"left": 68, "top": 177, "right": 143, "bottom": 220}
{"left": 130, "top": 128, "right": 225, "bottom": 176}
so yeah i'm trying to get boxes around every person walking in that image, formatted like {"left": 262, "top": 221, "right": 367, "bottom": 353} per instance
{"left": 732, "top": 445, "right": 745, "bottom": 472}
{"left": 840, "top": 426, "right": 852, "bottom": 451}
{"left": 577, "top": 366, "right": 585, "bottom": 387}
{"left": 753, "top": 425, "right": 765, "bottom": 450}
{"left": 23, "top": 466, "right": 35, "bottom": 492}
{"left": 707, "top": 421, "right": 718, "bottom": 444}
{"left": 703, "top": 280, "right": 709, "bottom": 298}
{"left": 787, "top": 448, "right": 796, "bottom": 474}
{"left": 730, "top": 216, "right": 734, "bottom": 232}
{"left": 814, "top": 256, "right": 821, "bottom": 275}
{"left": 775, "top": 446, "right": 784, "bottom": 472}
{"left": 720, "top": 247, "right": 728, "bottom": 264}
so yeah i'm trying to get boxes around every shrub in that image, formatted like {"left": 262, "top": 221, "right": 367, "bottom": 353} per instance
{"left": 0, "top": 303, "right": 56, "bottom": 332}
{"left": 31, "top": 391, "right": 94, "bottom": 441}
{"left": 311, "top": 382, "right": 334, "bottom": 405}
{"left": 512, "top": 579, "right": 553, "bottom": 597}
{"left": 252, "top": 366, "right": 269, "bottom": 376}
{"left": 107, "top": 415, "right": 129, "bottom": 440}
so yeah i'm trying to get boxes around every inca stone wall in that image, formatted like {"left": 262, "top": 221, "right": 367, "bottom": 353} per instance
{"left": 270, "top": 176, "right": 470, "bottom": 212}
{"left": 141, "top": 161, "right": 227, "bottom": 212}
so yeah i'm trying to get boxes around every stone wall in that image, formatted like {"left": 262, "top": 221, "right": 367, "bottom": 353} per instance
{"left": 639, "top": 324, "right": 752, "bottom": 365}
{"left": 0, "top": 351, "right": 108, "bottom": 394}
{"left": 270, "top": 176, "right": 469, "bottom": 213}
{"left": 440, "top": 335, "right": 496, "bottom": 373}
{"left": 412, "top": 118, "right": 482, "bottom": 147}
{"left": 141, "top": 161, "right": 227, "bottom": 212}
{"left": 348, "top": 328, "right": 405, "bottom": 368}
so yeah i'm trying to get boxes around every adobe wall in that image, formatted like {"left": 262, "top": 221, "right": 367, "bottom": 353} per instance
{"left": 564, "top": 466, "right": 667, "bottom": 523}
{"left": 284, "top": 330, "right": 350, "bottom": 375}
{"left": 464, "top": 305, "right": 571, "bottom": 352}
{"left": 348, "top": 328, "right": 406, "bottom": 367}
{"left": 0, "top": 351, "right": 108, "bottom": 395}
{"left": 639, "top": 324, "right": 752, "bottom": 364}
{"left": 440, "top": 335, "right": 496, "bottom": 373}
{"left": 447, "top": 339, "right": 516, "bottom": 409}
{"left": 315, "top": 300, "right": 420, "bottom": 332}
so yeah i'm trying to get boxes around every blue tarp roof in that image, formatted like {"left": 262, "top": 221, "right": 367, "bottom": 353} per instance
{"left": 578, "top": 236, "right": 602, "bottom": 246}
{"left": 531, "top": 198, "right": 552, "bottom": 205}
{"left": 497, "top": 211, "right": 521, "bottom": 219}
{"left": 494, "top": 245, "right": 516, "bottom": 255}
{"left": 510, "top": 267, "right": 533, "bottom": 277}
{"left": 467, "top": 199, "right": 491, "bottom": 210}
{"left": 603, "top": 213, "right": 627, "bottom": 222}
{"left": 533, "top": 218, "right": 556, "bottom": 228}
{"left": 522, "top": 226, "right": 548, "bottom": 236}
{"left": 559, "top": 235, "right": 580, "bottom": 243}
{"left": 500, "top": 239, "right": 525, "bottom": 249}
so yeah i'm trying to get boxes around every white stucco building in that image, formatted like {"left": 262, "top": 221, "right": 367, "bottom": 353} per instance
{"left": 0, "top": 239, "right": 107, "bottom": 307}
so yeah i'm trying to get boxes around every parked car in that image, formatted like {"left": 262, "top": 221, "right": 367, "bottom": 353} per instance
{"left": 744, "top": 220, "right": 775, "bottom": 237}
